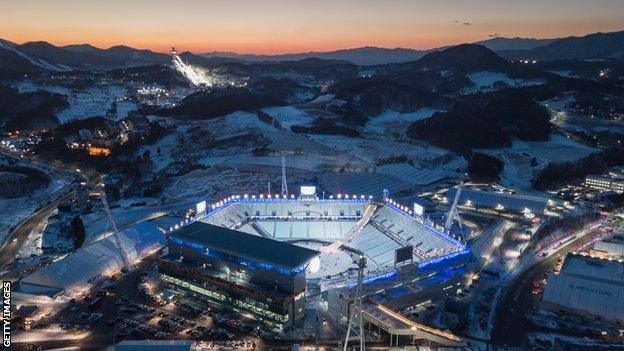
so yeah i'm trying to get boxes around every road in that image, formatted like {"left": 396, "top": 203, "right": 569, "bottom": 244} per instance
{"left": 0, "top": 148, "right": 101, "bottom": 274}
{"left": 0, "top": 191, "right": 75, "bottom": 270}
{"left": 490, "top": 219, "right": 614, "bottom": 346}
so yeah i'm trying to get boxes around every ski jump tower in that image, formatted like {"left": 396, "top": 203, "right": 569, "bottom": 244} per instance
{"left": 170, "top": 46, "right": 210, "bottom": 86}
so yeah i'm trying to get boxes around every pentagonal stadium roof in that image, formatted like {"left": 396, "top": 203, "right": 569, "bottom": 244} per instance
{"left": 171, "top": 221, "right": 319, "bottom": 270}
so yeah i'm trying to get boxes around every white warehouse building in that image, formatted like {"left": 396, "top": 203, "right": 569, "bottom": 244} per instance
{"left": 17, "top": 221, "right": 166, "bottom": 298}
{"left": 541, "top": 253, "right": 624, "bottom": 323}
{"left": 594, "top": 235, "right": 624, "bottom": 259}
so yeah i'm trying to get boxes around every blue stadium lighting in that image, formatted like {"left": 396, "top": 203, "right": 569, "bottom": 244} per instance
{"left": 347, "top": 269, "right": 397, "bottom": 288}
{"left": 418, "top": 248, "right": 471, "bottom": 270}
{"left": 170, "top": 237, "right": 306, "bottom": 276}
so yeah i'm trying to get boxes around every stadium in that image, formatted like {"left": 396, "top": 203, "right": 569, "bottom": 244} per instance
{"left": 160, "top": 186, "right": 470, "bottom": 343}
{"left": 189, "top": 187, "right": 467, "bottom": 288}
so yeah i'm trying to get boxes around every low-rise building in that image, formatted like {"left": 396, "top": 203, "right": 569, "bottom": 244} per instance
{"left": 593, "top": 235, "right": 624, "bottom": 259}
{"left": 446, "top": 188, "right": 549, "bottom": 215}
{"left": 541, "top": 253, "right": 624, "bottom": 323}
{"left": 585, "top": 175, "right": 624, "bottom": 193}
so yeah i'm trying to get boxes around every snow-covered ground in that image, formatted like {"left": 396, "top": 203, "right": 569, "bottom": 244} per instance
{"left": 544, "top": 70, "right": 579, "bottom": 78}
{"left": 145, "top": 110, "right": 468, "bottom": 203}
{"left": 466, "top": 71, "right": 545, "bottom": 93}
{"left": 0, "top": 41, "right": 70, "bottom": 72}
{"left": 476, "top": 134, "right": 597, "bottom": 193}
{"left": 162, "top": 168, "right": 282, "bottom": 203}
{"left": 14, "top": 82, "right": 137, "bottom": 122}
{"left": 366, "top": 108, "right": 441, "bottom": 134}
{"left": 0, "top": 177, "right": 71, "bottom": 245}
{"left": 260, "top": 106, "right": 315, "bottom": 128}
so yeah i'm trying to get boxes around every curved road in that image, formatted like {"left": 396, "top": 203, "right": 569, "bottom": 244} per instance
{"left": 0, "top": 148, "right": 101, "bottom": 274}
{"left": 490, "top": 220, "right": 614, "bottom": 345}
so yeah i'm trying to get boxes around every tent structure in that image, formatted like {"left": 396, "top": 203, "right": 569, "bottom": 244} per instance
{"left": 18, "top": 221, "right": 166, "bottom": 297}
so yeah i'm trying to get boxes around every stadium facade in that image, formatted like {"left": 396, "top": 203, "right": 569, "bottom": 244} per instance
{"left": 159, "top": 221, "right": 319, "bottom": 329}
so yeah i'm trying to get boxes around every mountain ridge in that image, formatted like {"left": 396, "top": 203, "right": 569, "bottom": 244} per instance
{"left": 1, "top": 29, "right": 623, "bottom": 73}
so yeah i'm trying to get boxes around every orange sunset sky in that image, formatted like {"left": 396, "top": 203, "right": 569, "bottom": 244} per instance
{"left": 1, "top": 0, "right": 623, "bottom": 54}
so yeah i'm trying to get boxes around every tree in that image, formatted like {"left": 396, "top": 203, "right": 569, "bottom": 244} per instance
{"left": 70, "top": 216, "right": 86, "bottom": 248}
{"left": 106, "top": 100, "right": 118, "bottom": 118}
{"left": 142, "top": 149, "right": 151, "bottom": 162}
{"left": 467, "top": 153, "right": 504, "bottom": 183}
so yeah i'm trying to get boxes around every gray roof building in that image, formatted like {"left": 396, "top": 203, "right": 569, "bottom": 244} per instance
{"left": 446, "top": 188, "right": 548, "bottom": 214}
{"left": 171, "top": 221, "right": 319, "bottom": 270}
{"left": 541, "top": 253, "right": 624, "bottom": 323}
{"left": 115, "top": 340, "right": 194, "bottom": 351}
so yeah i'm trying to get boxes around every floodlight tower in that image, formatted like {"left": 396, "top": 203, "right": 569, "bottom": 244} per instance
{"left": 281, "top": 155, "right": 288, "bottom": 196}
{"left": 343, "top": 255, "right": 367, "bottom": 351}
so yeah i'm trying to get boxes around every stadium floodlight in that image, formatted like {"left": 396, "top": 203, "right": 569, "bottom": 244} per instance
{"left": 196, "top": 200, "right": 207, "bottom": 215}
{"left": 308, "top": 256, "right": 321, "bottom": 274}
{"left": 413, "top": 203, "right": 424, "bottom": 216}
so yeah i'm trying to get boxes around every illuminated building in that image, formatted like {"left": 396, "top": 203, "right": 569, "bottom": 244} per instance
{"left": 585, "top": 175, "right": 624, "bottom": 193}
{"left": 541, "top": 253, "right": 624, "bottom": 323}
{"left": 87, "top": 146, "right": 112, "bottom": 156}
{"left": 446, "top": 187, "right": 548, "bottom": 215}
{"left": 158, "top": 222, "right": 319, "bottom": 330}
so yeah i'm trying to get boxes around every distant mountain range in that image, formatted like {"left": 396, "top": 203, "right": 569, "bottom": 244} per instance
{"left": 0, "top": 29, "right": 622, "bottom": 75}
{"left": 200, "top": 46, "right": 432, "bottom": 66}
{"left": 498, "top": 31, "right": 624, "bottom": 60}
{"left": 201, "top": 37, "right": 559, "bottom": 65}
